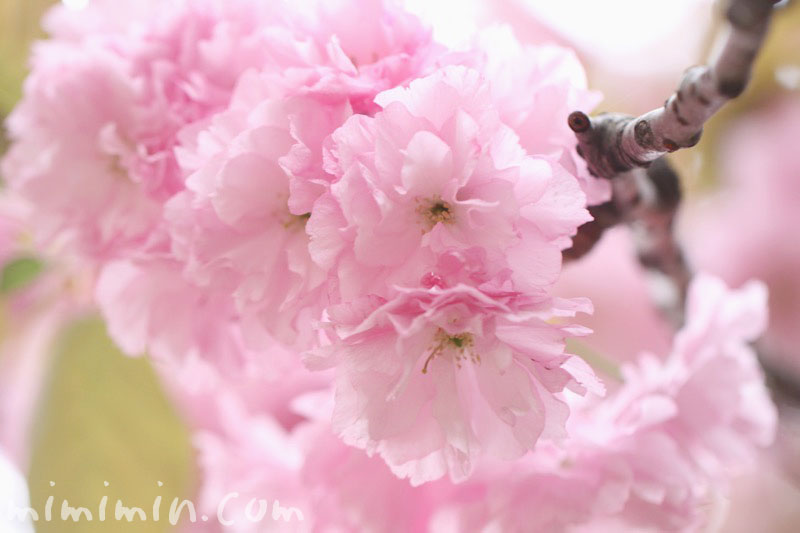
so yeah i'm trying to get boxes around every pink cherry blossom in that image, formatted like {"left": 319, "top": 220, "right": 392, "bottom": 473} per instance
{"left": 193, "top": 413, "right": 309, "bottom": 533}
{"left": 1, "top": 44, "right": 158, "bottom": 259}
{"left": 2, "top": 1, "right": 784, "bottom": 530}
{"left": 309, "top": 65, "right": 590, "bottom": 303}
{"left": 269, "top": 0, "right": 446, "bottom": 116}
{"left": 307, "top": 247, "right": 599, "bottom": 484}
{"left": 476, "top": 26, "right": 610, "bottom": 204}
{"left": 194, "top": 404, "right": 452, "bottom": 533}
{"left": 434, "top": 275, "right": 776, "bottom": 532}
{"left": 168, "top": 353, "right": 450, "bottom": 533}
{"left": 95, "top": 257, "right": 255, "bottom": 372}
{"left": 555, "top": 226, "right": 673, "bottom": 364}
{"left": 165, "top": 71, "right": 351, "bottom": 348}
{"left": 154, "top": 326, "right": 330, "bottom": 438}
{"left": 1, "top": 0, "right": 287, "bottom": 261}
{"left": 684, "top": 97, "right": 800, "bottom": 379}
{"left": 272, "top": 0, "right": 455, "bottom": 213}
{"left": 156, "top": 336, "right": 312, "bottom": 532}
{"left": 582, "top": 274, "right": 775, "bottom": 529}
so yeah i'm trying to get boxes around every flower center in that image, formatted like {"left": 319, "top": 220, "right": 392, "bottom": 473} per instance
{"left": 108, "top": 155, "right": 130, "bottom": 181}
{"left": 422, "top": 330, "right": 479, "bottom": 374}
{"left": 282, "top": 212, "right": 311, "bottom": 230}
{"left": 416, "top": 197, "right": 454, "bottom": 231}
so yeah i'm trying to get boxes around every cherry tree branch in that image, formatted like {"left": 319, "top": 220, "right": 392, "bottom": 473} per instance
{"left": 565, "top": 159, "right": 691, "bottom": 325}
{"left": 561, "top": 0, "right": 800, "bottom": 426}
{"left": 567, "top": 0, "right": 779, "bottom": 179}
{"left": 625, "top": 160, "right": 691, "bottom": 325}
{"left": 564, "top": 0, "right": 781, "bottom": 320}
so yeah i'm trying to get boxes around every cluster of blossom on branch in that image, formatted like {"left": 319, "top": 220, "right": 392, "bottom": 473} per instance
{"left": 0, "top": 0, "right": 777, "bottom": 531}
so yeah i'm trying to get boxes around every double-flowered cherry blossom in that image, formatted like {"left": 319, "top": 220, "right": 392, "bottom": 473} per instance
{"left": 31, "top": 0, "right": 444, "bottom": 362}
{"left": 164, "top": 71, "right": 349, "bottom": 348}
{"left": 297, "top": 65, "right": 600, "bottom": 483}
{"left": 163, "top": 351, "right": 451, "bottom": 533}
{"left": 2, "top": 0, "right": 287, "bottom": 260}
{"left": 177, "top": 274, "right": 774, "bottom": 532}
{"left": 0, "top": 0, "right": 781, "bottom": 530}
{"left": 193, "top": 393, "right": 453, "bottom": 533}
{"left": 95, "top": 256, "right": 255, "bottom": 371}
{"left": 272, "top": 0, "right": 446, "bottom": 116}
{"left": 475, "top": 26, "right": 609, "bottom": 204}
{"left": 434, "top": 275, "right": 776, "bottom": 532}
{"left": 308, "top": 66, "right": 591, "bottom": 302}
{"left": 307, "top": 247, "right": 601, "bottom": 484}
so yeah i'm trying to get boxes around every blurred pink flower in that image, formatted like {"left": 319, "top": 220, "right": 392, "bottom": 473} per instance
{"left": 1, "top": 0, "right": 288, "bottom": 261}
{"left": 555, "top": 226, "right": 674, "bottom": 365}
{"left": 95, "top": 257, "right": 254, "bottom": 371}
{"left": 194, "top": 399, "right": 453, "bottom": 533}
{"left": 165, "top": 71, "right": 350, "bottom": 348}
{"left": 166, "top": 353, "right": 450, "bottom": 533}
{"left": 684, "top": 97, "right": 800, "bottom": 378}
{"left": 475, "top": 26, "right": 608, "bottom": 204}
{"left": 433, "top": 275, "right": 776, "bottom": 532}
{"left": 275, "top": 0, "right": 446, "bottom": 116}
{"left": 1, "top": 45, "right": 158, "bottom": 259}
{"left": 154, "top": 332, "right": 330, "bottom": 437}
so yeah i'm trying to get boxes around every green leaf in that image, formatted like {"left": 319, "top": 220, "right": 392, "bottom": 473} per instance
{"left": 0, "top": 256, "right": 45, "bottom": 294}
{"left": 566, "top": 338, "right": 622, "bottom": 383}
{"left": 27, "top": 316, "right": 195, "bottom": 532}
{"left": 0, "top": 0, "right": 56, "bottom": 115}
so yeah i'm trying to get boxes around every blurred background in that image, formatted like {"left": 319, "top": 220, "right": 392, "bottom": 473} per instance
{"left": 1, "top": 0, "right": 799, "bottom": 531}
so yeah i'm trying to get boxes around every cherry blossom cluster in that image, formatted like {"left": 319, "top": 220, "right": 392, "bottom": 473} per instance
{"left": 0, "top": 0, "right": 776, "bottom": 530}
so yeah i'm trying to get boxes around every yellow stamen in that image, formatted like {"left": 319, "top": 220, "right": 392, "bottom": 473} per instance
{"left": 422, "top": 330, "right": 478, "bottom": 374}
{"left": 415, "top": 196, "right": 454, "bottom": 232}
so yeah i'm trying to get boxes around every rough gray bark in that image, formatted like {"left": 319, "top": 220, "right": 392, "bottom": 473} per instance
{"left": 625, "top": 160, "right": 690, "bottom": 325}
{"left": 564, "top": 159, "right": 690, "bottom": 325}
{"left": 562, "top": 0, "right": 800, "bottom": 450}
{"left": 568, "top": 0, "right": 779, "bottom": 180}
{"left": 565, "top": 0, "right": 781, "bottom": 320}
